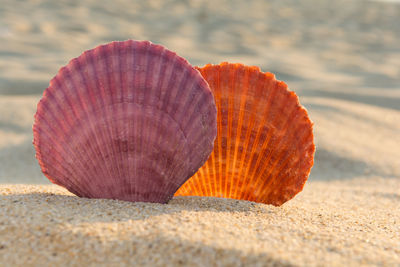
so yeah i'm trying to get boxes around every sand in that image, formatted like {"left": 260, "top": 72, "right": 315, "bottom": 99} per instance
{"left": 0, "top": 0, "right": 400, "bottom": 266}
{"left": 1, "top": 181, "right": 399, "bottom": 266}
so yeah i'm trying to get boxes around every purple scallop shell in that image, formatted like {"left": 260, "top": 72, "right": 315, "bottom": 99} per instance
{"left": 33, "top": 40, "right": 217, "bottom": 203}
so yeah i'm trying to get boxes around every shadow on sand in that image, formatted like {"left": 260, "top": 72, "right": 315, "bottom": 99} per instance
{"left": 309, "top": 148, "right": 391, "bottom": 181}
{"left": 0, "top": 191, "right": 292, "bottom": 266}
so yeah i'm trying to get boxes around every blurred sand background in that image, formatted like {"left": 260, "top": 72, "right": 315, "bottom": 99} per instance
{"left": 0, "top": 0, "right": 399, "bottom": 266}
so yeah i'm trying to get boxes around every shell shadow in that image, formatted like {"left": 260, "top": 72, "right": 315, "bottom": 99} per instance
{"left": 309, "top": 148, "right": 385, "bottom": 181}
{"left": 0, "top": 190, "right": 290, "bottom": 266}
{"left": 1, "top": 191, "right": 260, "bottom": 225}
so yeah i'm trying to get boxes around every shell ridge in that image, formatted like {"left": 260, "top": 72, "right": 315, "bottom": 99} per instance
{"left": 154, "top": 54, "right": 187, "bottom": 140}
{"left": 224, "top": 64, "right": 239, "bottom": 198}
{"left": 223, "top": 65, "right": 237, "bottom": 197}
{"left": 139, "top": 42, "right": 161, "bottom": 202}
{"left": 225, "top": 65, "right": 235, "bottom": 198}
{"left": 219, "top": 66, "right": 229, "bottom": 197}
{"left": 238, "top": 69, "right": 267, "bottom": 199}
{"left": 91, "top": 46, "right": 121, "bottom": 198}
{"left": 238, "top": 74, "right": 281, "bottom": 201}
{"left": 111, "top": 42, "right": 129, "bottom": 198}
{"left": 215, "top": 66, "right": 224, "bottom": 197}
{"left": 69, "top": 57, "right": 116, "bottom": 196}
{"left": 170, "top": 68, "right": 193, "bottom": 132}
{"left": 63, "top": 61, "right": 104, "bottom": 197}
{"left": 145, "top": 47, "right": 168, "bottom": 201}
{"left": 231, "top": 66, "right": 251, "bottom": 198}
{"left": 153, "top": 111, "right": 189, "bottom": 202}
{"left": 159, "top": 67, "right": 193, "bottom": 200}
{"left": 159, "top": 53, "right": 180, "bottom": 119}
{"left": 135, "top": 41, "right": 152, "bottom": 199}
{"left": 206, "top": 70, "right": 219, "bottom": 197}
{"left": 240, "top": 79, "right": 283, "bottom": 201}
{"left": 95, "top": 46, "right": 123, "bottom": 198}
{"left": 188, "top": 117, "right": 215, "bottom": 192}
{"left": 131, "top": 41, "right": 140, "bottom": 201}
{"left": 130, "top": 41, "right": 144, "bottom": 201}
{"left": 34, "top": 135, "right": 76, "bottom": 192}
{"left": 255, "top": 113, "right": 303, "bottom": 202}
{"left": 259, "top": 111, "right": 314, "bottom": 204}
{"left": 237, "top": 72, "right": 276, "bottom": 201}
{"left": 83, "top": 50, "right": 117, "bottom": 194}
{"left": 149, "top": 48, "right": 177, "bottom": 203}
{"left": 259, "top": 129, "right": 312, "bottom": 205}
{"left": 163, "top": 140, "right": 191, "bottom": 200}
{"left": 195, "top": 170, "right": 205, "bottom": 196}
{"left": 118, "top": 41, "right": 133, "bottom": 198}
{"left": 124, "top": 42, "right": 136, "bottom": 198}
{"left": 264, "top": 134, "right": 314, "bottom": 205}
{"left": 246, "top": 91, "right": 303, "bottom": 202}
{"left": 207, "top": 155, "right": 216, "bottom": 197}
{"left": 181, "top": 116, "right": 213, "bottom": 172}
{"left": 157, "top": 51, "right": 177, "bottom": 110}
{"left": 33, "top": 111, "right": 88, "bottom": 197}
{"left": 192, "top": 66, "right": 215, "bottom": 197}
{"left": 104, "top": 45, "right": 126, "bottom": 196}
{"left": 177, "top": 84, "right": 205, "bottom": 153}
{"left": 48, "top": 76, "right": 98, "bottom": 198}
{"left": 124, "top": 42, "right": 135, "bottom": 200}
{"left": 203, "top": 68, "right": 214, "bottom": 196}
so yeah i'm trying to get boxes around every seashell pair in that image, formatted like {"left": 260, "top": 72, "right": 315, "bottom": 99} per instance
{"left": 33, "top": 40, "right": 315, "bottom": 206}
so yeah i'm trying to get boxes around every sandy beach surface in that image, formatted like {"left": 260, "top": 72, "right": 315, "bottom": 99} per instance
{"left": 0, "top": 0, "right": 399, "bottom": 266}
{"left": 0, "top": 181, "right": 399, "bottom": 266}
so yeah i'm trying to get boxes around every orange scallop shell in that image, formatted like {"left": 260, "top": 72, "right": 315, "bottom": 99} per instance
{"left": 174, "top": 62, "right": 315, "bottom": 206}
